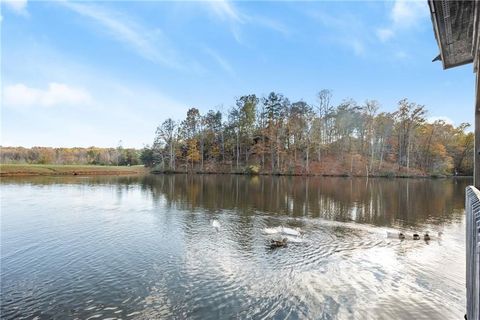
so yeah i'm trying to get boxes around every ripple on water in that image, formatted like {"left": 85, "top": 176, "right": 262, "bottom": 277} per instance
{"left": 0, "top": 179, "right": 467, "bottom": 319}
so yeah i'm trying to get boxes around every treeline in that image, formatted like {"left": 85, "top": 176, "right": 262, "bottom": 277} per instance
{"left": 141, "top": 90, "right": 473, "bottom": 176}
{"left": 0, "top": 146, "right": 141, "bottom": 166}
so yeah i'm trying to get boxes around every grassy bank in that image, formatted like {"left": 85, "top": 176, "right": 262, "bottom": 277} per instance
{"left": 0, "top": 164, "right": 147, "bottom": 177}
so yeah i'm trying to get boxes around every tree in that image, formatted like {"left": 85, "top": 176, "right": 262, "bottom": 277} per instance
{"left": 262, "top": 92, "right": 288, "bottom": 172}
{"left": 203, "top": 110, "right": 223, "bottom": 163}
{"left": 140, "top": 146, "right": 155, "bottom": 167}
{"left": 181, "top": 108, "right": 201, "bottom": 170}
{"left": 289, "top": 101, "right": 314, "bottom": 172}
{"left": 237, "top": 94, "right": 258, "bottom": 163}
{"left": 362, "top": 100, "right": 379, "bottom": 172}
{"left": 186, "top": 138, "right": 200, "bottom": 170}
{"left": 394, "top": 99, "right": 426, "bottom": 171}
{"left": 373, "top": 112, "right": 395, "bottom": 171}
{"left": 155, "top": 118, "right": 177, "bottom": 170}
{"left": 316, "top": 89, "right": 332, "bottom": 161}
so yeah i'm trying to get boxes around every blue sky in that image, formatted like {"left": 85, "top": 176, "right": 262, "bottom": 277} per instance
{"left": 1, "top": 0, "right": 475, "bottom": 148}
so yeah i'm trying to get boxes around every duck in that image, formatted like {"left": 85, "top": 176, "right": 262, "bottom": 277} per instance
{"left": 211, "top": 219, "right": 221, "bottom": 231}
{"left": 386, "top": 231, "right": 406, "bottom": 240}
{"left": 412, "top": 233, "right": 420, "bottom": 240}
{"left": 264, "top": 226, "right": 302, "bottom": 237}
{"left": 424, "top": 233, "right": 431, "bottom": 241}
{"left": 270, "top": 238, "right": 288, "bottom": 248}
{"left": 281, "top": 227, "right": 302, "bottom": 237}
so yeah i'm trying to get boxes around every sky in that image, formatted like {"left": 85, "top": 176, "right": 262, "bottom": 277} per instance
{"left": 1, "top": 0, "right": 476, "bottom": 148}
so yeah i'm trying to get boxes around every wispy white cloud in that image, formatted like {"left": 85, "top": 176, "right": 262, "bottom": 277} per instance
{"left": 204, "top": 0, "right": 291, "bottom": 44}
{"left": 203, "top": 47, "right": 234, "bottom": 76}
{"left": 252, "top": 15, "right": 291, "bottom": 37}
{"left": 308, "top": 10, "right": 369, "bottom": 57}
{"left": 207, "top": 0, "right": 243, "bottom": 24}
{"left": 59, "top": 1, "right": 182, "bottom": 69}
{"left": 205, "top": 0, "right": 246, "bottom": 44}
{"left": 2, "top": 0, "right": 28, "bottom": 16}
{"left": 3, "top": 82, "right": 92, "bottom": 108}
{"left": 376, "top": 0, "right": 428, "bottom": 42}
{"left": 391, "top": 0, "right": 428, "bottom": 28}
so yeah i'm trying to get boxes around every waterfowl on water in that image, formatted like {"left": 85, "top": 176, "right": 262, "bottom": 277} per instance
{"left": 264, "top": 226, "right": 302, "bottom": 237}
{"left": 270, "top": 238, "right": 288, "bottom": 248}
{"left": 211, "top": 219, "right": 221, "bottom": 231}
{"left": 386, "top": 231, "right": 406, "bottom": 240}
{"left": 413, "top": 234, "right": 420, "bottom": 240}
{"left": 281, "top": 227, "right": 302, "bottom": 237}
{"left": 424, "top": 233, "right": 431, "bottom": 241}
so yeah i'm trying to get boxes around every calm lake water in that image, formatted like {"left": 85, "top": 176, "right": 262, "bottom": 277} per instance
{"left": 1, "top": 175, "right": 470, "bottom": 319}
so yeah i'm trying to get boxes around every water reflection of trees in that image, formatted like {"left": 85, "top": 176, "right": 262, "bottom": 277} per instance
{"left": 137, "top": 175, "right": 469, "bottom": 227}
{"left": 3, "top": 175, "right": 468, "bottom": 227}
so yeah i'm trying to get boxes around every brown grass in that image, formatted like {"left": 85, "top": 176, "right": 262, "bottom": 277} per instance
{"left": 0, "top": 164, "right": 147, "bottom": 177}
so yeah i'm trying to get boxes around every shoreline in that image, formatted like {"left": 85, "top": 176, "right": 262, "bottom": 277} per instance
{"left": 0, "top": 164, "right": 472, "bottom": 179}
{"left": 0, "top": 164, "right": 147, "bottom": 177}
{"left": 150, "top": 169, "right": 470, "bottom": 179}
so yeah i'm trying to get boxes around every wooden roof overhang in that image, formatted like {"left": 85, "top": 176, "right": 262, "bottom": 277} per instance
{"left": 428, "top": 0, "right": 479, "bottom": 71}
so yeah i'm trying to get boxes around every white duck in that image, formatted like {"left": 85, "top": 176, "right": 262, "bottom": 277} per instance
{"left": 211, "top": 219, "right": 221, "bottom": 231}
{"left": 263, "top": 226, "right": 302, "bottom": 237}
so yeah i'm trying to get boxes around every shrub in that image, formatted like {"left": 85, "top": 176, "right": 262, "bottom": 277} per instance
{"left": 245, "top": 165, "right": 260, "bottom": 175}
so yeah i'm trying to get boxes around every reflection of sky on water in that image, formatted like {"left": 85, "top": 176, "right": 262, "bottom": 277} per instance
{"left": 1, "top": 175, "right": 470, "bottom": 319}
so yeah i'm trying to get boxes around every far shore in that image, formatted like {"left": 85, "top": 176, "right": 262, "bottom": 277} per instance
{"left": 0, "top": 164, "right": 472, "bottom": 179}
{"left": 0, "top": 164, "right": 148, "bottom": 177}
{"left": 150, "top": 169, "right": 470, "bottom": 179}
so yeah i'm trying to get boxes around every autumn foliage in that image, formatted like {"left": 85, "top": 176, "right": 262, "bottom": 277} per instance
{"left": 0, "top": 146, "right": 141, "bottom": 166}
{"left": 142, "top": 92, "right": 473, "bottom": 176}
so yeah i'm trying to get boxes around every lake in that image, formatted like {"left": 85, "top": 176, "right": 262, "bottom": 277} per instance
{"left": 0, "top": 175, "right": 470, "bottom": 319}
